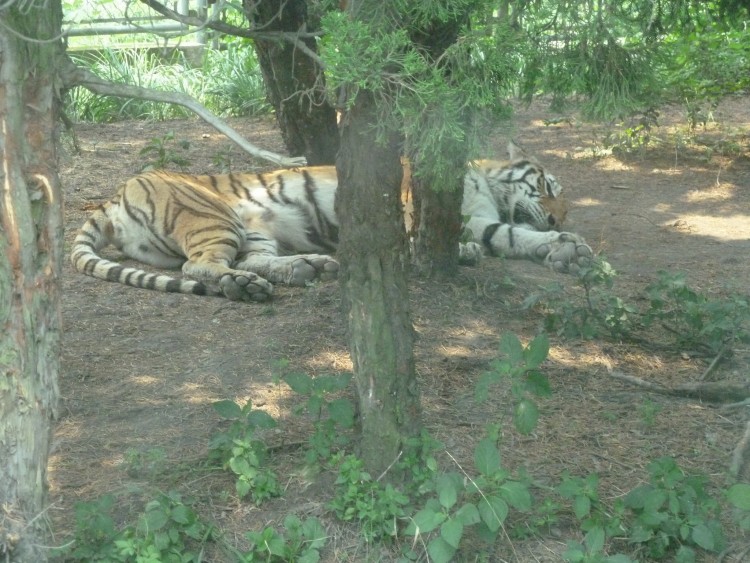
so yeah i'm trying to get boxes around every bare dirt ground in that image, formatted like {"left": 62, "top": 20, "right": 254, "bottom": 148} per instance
{"left": 51, "top": 98, "right": 750, "bottom": 561}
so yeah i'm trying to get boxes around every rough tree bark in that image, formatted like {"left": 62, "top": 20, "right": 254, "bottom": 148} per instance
{"left": 409, "top": 13, "right": 472, "bottom": 277}
{"left": 245, "top": 0, "right": 340, "bottom": 165}
{"left": 0, "top": 3, "right": 64, "bottom": 562}
{"left": 335, "top": 89, "right": 421, "bottom": 476}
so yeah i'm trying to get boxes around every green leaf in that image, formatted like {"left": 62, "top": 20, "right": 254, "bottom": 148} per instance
{"left": 170, "top": 504, "right": 192, "bottom": 525}
{"left": 604, "top": 555, "right": 636, "bottom": 563}
{"left": 247, "top": 409, "right": 277, "bottom": 429}
{"left": 143, "top": 507, "right": 169, "bottom": 530}
{"left": 474, "top": 370, "right": 500, "bottom": 403}
{"left": 405, "top": 508, "right": 446, "bottom": 534}
{"left": 474, "top": 437, "right": 501, "bottom": 476}
{"left": 455, "top": 503, "right": 480, "bottom": 526}
{"left": 499, "top": 481, "right": 532, "bottom": 511}
{"left": 674, "top": 545, "right": 696, "bottom": 563}
{"left": 584, "top": 525, "right": 605, "bottom": 553}
{"left": 437, "top": 475, "right": 459, "bottom": 510}
{"left": 500, "top": 333, "right": 524, "bottom": 365}
{"left": 690, "top": 522, "right": 716, "bottom": 551}
{"left": 301, "top": 517, "right": 328, "bottom": 549}
{"left": 524, "top": 333, "right": 549, "bottom": 369}
{"left": 328, "top": 398, "right": 355, "bottom": 428}
{"left": 573, "top": 495, "right": 591, "bottom": 519}
{"left": 212, "top": 400, "right": 242, "bottom": 419}
{"left": 314, "top": 373, "right": 352, "bottom": 393}
{"left": 478, "top": 495, "right": 508, "bottom": 532}
{"left": 283, "top": 372, "right": 314, "bottom": 395}
{"left": 727, "top": 483, "right": 750, "bottom": 510}
{"left": 440, "top": 517, "right": 464, "bottom": 549}
{"left": 524, "top": 370, "right": 552, "bottom": 397}
{"left": 298, "top": 551, "right": 321, "bottom": 563}
{"left": 624, "top": 484, "right": 652, "bottom": 509}
{"left": 427, "top": 536, "right": 457, "bottom": 563}
{"left": 296, "top": 549, "right": 320, "bottom": 563}
{"left": 514, "top": 399, "right": 539, "bottom": 435}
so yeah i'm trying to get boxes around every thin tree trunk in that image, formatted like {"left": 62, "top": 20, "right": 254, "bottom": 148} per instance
{"left": 245, "top": 0, "right": 340, "bottom": 165}
{"left": 335, "top": 90, "right": 421, "bottom": 476}
{"left": 412, "top": 178, "right": 464, "bottom": 276}
{"left": 0, "top": 4, "right": 64, "bottom": 561}
{"left": 409, "top": 13, "right": 471, "bottom": 277}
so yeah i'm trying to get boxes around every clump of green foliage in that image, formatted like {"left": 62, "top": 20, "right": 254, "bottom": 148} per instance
{"left": 138, "top": 131, "right": 190, "bottom": 170}
{"left": 60, "top": 491, "right": 215, "bottom": 562}
{"left": 328, "top": 453, "right": 411, "bottom": 543}
{"left": 240, "top": 515, "right": 328, "bottom": 563}
{"left": 526, "top": 258, "right": 750, "bottom": 357}
{"left": 281, "top": 371, "right": 355, "bottom": 466}
{"left": 475, "top": 332, "right": 552, "bottom": 434}
{"left": 208, "top": 399, "right": 280, "bottom": 504}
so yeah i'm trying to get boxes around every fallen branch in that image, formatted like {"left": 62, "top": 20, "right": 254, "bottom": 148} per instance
{"left": 609, "top": 371, "right": 750, "bottom": 403}
{"left": 58, "top": 55, "right": 306, "bottom": 168}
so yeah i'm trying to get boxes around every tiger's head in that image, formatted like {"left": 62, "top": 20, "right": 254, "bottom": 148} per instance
{"left": 505, "top": 141, "right": 569, "bottom": 231}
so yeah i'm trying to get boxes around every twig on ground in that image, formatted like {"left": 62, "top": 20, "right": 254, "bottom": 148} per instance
{"left": 609, "top": 371, "right": 750, "bottom": 403}
{"left": 698, "top": 343, "right": 728, "bottom": 381}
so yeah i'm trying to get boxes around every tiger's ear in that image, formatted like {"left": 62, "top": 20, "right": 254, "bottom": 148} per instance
{"left": 507, "top": 140, "right": 528, "bottom": 161}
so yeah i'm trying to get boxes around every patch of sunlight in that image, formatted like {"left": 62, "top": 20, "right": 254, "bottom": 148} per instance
{"left": 130, "top": 374, "right": 159, "bottom": 385}
{"left": 684, "top": 185, "right": 735, "bottom": 203}
{"left": 548, "top": 345, "right": 611, "bottom": 371}
{"left": 543, "top": 147, "right": 583, "bottom": 160}
{"left": 649, "top": 167, "right": 702, "bottom": 175}
{"left": 662, "top": 213, "right": 750, "bottom": 241}
{"left": 593, "top": 159, "right": 635, "bottom": 172}
{"left": 304, "top": 349, "right": 353, "bottom": 372}
{"left": 438, "top": 344, "right": 476, "bottom": 357}
{"left": 573, "top": 197, "right": 604, "bottom": 207}
{"left": 180, "top": 382, "right": 217, "bottom": 404}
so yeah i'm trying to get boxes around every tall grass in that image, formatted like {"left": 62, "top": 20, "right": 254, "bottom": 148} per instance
{"left": 66, "top": 43, "right": 271, "bottom": 122}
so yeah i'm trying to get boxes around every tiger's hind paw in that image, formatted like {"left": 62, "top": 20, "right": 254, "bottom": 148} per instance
{"left": 288, "top": 255, "right": 339, "bottom": 286}
{"left": 536, "top": 232, "right": 593, "bottom": 274}
{"left": 459, "top": 242, "right": 484, "bottom": 266}
{"left": 219, "top": 272, "right": 274, "bottom": 302}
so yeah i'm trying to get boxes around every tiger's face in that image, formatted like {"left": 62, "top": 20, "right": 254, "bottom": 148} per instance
{"left": 506, "top": 168, "right": 569, "bottom": 231}
{"left": 538, "top": 171, "right": 568, "bottom": 231}
{"left": 540, "top": 193, "right": 569, "bottom": 231}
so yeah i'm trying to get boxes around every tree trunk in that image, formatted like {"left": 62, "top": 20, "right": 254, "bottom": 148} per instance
{"left": 335, "top": 90, "right": 421, "bottom": 476}
{"left": 409, "top": 14, "right": 471, "bottom": 277}
{"left": 245, "top": 0, "right": 340, "bottom": 165}
{"left": 0, "top": 4, "right": 64, "bottom": 562}
{"left": 411, "top": 175, "right": 464, "bottom": 276}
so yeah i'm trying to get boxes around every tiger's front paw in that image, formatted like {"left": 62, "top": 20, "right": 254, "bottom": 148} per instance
{"left": 219, "top": 272, "right": 274, "bottom": 302}
{"left": 288, "top": 255, "right": 339, "bottom": 286}
{"left": 535, "top": 232, "right": 593, "bottom": 274}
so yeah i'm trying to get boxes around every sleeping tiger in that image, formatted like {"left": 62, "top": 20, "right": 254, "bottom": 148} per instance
{"left": 71, "top": 141, "right": 592, "bottom": 302}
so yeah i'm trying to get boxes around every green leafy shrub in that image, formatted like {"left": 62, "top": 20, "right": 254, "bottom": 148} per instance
{"left": 60, "top": 492, "right": 214, "bottom": 562}
{"left": 282, "top": 371, "right": 355, "bottom": 465}
{"left": 139, "top": 131, "right": 191, "bottom": 171}
{"left": 475, "top": 332, "right": 551, "bottom": 434}
{"left": 328, "top": 454, "right": 410, "bottom": 543}
{"left": 241, "top": 515, "right": 328, "bottom": 563}
{"left": 624, "top": 457, "right": 725, "bottom": 559}
{"left": 405, "top": 427, "right": 533, "bottom": 563}
{"left": 644, "top": 271, "right": 750, "bottom": 355}
{"left": 208, "top": 399, "right": 280, "bottom": 504}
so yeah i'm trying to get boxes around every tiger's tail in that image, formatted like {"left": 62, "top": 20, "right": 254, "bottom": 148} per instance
{"left": 70, "top": 208, "right": 221, "bottom": 298}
